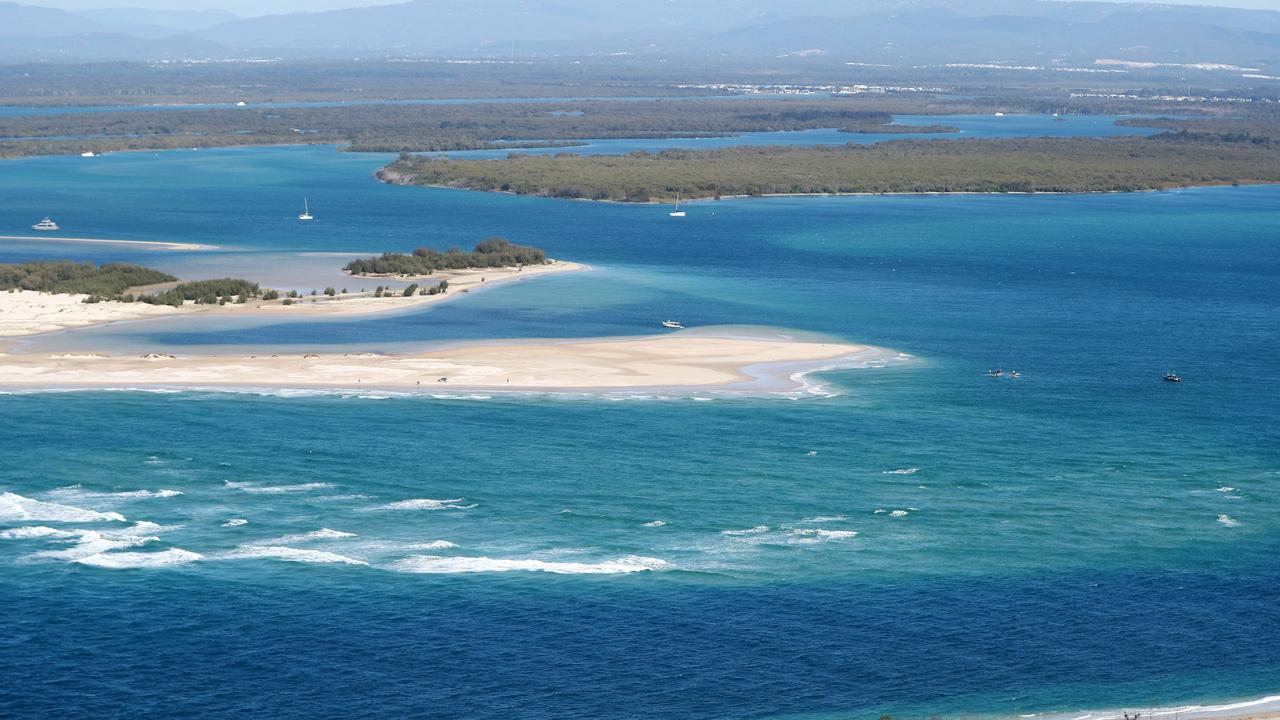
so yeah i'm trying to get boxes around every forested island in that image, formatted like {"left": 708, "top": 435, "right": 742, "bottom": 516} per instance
{"left": 345, "top": 237, "right": 548, "bottom": 276}
{"left": 377, "top": 134, "right": 1280, "bottom": 201}
{"left": 1, "top": 261, "right": 261, "bottom": 306}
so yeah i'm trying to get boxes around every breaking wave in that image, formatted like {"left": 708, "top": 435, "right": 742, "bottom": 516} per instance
{"left": 47, "top": 486, "right": 182, "bottom": 501}
{"left": 224, "top": 481, "right": 335, "bottom": 494}
{"left": 255, "top": 528, "right": 357, "bottom": 545}
{"left": 392, "top": 554, "right": 670, "bottom": 575}
{"left": 222, "top": 545, "right": 368, "bottom": 565}
{"left": 408, "top": 540, "right": 460, "bottom": 550}
{"left": 0, "top": 492, "right": 126, "bottom": 523}
{"left": 376, "top": 498, "right": 477, "bottom": 511}
{"left": 76, "top": 548, "right": 203, "bottom": 569}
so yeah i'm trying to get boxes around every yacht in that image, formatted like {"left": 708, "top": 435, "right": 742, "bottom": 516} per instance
{"left": 1163, "top": 372, "right": 1182, "bottom": 383}
{"left": 662, "top": 320, "right": 685, "bottom": 329}
{"left": 298, "top": 198, "right": 315, "bottom": 221}
{"left": 80, "top": 151, "right": 96, "bottom": 157}
{"left": 32, "top": 217, "right": 60, "bottom": 231}
{"left": 669, "top": 193, "right": 686, "bottom": 218}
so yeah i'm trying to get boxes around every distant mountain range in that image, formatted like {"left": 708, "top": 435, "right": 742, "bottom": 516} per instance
{"left": 1, "top": 0, "right": 1279, "bottom": 71}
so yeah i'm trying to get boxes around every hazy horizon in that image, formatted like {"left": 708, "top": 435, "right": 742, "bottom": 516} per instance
{"left": 31, "top": 0, "right": 1280, "bottom": 19}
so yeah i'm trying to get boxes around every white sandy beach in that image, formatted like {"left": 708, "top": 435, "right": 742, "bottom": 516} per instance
{"left": 0, "top": 261, "right": 583, "bottom": 337}
{"left": 0, "top": 334, "right": 867, "bottom": 391}
{"left": 0, "top": 290, "right": 188, "bottom": 336}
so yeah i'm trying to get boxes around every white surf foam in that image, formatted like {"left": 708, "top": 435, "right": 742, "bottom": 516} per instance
{"left": 0, "top": 492, "right": 126, "bottom": 523}
{"left": 47, "top": 486, "right": 182, "bottom": 500}
{"left": 643, "top": 520, "right": 667, "bottom": 527}
{"left": 883, "top": 467, "right": 920, "bottom": 475}
{"left": 408, "top": 540, "right": 459, "bottom": 550}
{"left": 221, "top": 518, "right": 249, "bottom": 527}
{"left": 787, "top": 528, "right": 859, "bottom": 543}
{"left": 76, "top": 548, "right": 203, "bottom": 569}
{"left": 253, "top": 528, "right": 357, "bottom": 545}
{"left": 393, "top": 554, "right": 669, "bottom": 575}
{"left": 0, "top": 525, "right": 80, "bottom": 539}
{"left": 1217, "top": 514, "right": 1241, "bottom": 527}
{"left": 377, "top": 498, "right": 476, "bottom": 511}
{"left": 223, "top": 545, "right": 368, "bottom": 565}
{"left": 890, "top": 510, "right": 910, "bottom": 517}
{"left": 28, "top": 521, "right": 169, "bottom": 561}
{"left": 224, "top": 481, "right": 334, "bottom": 494}
{"left": 802, "top": 515, "right": 847, "bottom": 523}
{"left": 1059, "top": 694, "right": 1280, "bottom": 720}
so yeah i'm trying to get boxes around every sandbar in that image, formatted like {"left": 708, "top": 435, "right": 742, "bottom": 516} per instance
{"left": 0, "top": 261, "right": 583, "bottom": 337}
{"left": 0, "top": 334, "right": 870, "bottom": 392}
{"left": 0, "top": 235, "right": 217, "bottom": 251}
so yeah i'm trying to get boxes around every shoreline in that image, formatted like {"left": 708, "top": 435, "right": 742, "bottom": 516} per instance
{"left": 0, "top": 234, "right": 218, "bottom": 251}
{"left": 0, "top": 260, "right": 584, "bottom": 338}
{"left": 986, "top": 693, "right": 1280, "bottom": 720}
{"left": 0, "top": 333, "right": 885, "bottom": 395}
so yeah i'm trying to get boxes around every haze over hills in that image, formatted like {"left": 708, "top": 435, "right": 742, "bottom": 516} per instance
{"left": 1, "top": 0, "right": 1279, "bottom": 70}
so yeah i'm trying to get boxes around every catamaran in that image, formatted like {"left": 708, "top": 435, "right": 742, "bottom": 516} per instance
{"left": 669, "top": 193, "right": 686, "bottom": 217}
{"left": 298, "top": 198, "right": 315, "bottom": 221}
{"left": 32, "top": 217, "right": 60, "bottom": 231}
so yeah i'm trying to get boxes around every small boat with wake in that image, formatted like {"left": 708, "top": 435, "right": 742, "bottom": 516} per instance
{"left": 661, "top": 320, "right": 685, "bottom": 329}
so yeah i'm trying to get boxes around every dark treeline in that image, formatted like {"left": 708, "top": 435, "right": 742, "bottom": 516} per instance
{"left": 379, "top": 135, "right": 1280, "bottom": 201}
{"left": 0, "top": 261, "right": 173, "bottom": 296}
{"left": 345, "top": 237, "right": 547, "bottom": 276}
{"left": 0, "top": 260, "right": 263, "bottom": 306}
{"left": 144, "top": 278, "right": 262, "bottom": 307}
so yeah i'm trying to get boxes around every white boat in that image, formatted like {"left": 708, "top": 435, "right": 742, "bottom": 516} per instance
{"left": 669, "top": 193, "right": 686, "bottom": 218}
{"left": 32, "top": 217, "right": 60, "bottom": 231}
{"left": 298, "top": 198, "right": 315, "bottom": 221}
{"left": 994, "top": 112, "right": 1006, "bottom": 117}
{"left": 661, "top": 320, "right": 684, "bottom": 329}
{"left": 236, "top": 101, "right": 247, "bottom": 107}
{"left": 80, "top": 151, "right": 96, "bottom": 158}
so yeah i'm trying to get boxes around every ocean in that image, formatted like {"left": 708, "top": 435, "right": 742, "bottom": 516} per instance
{"left": 1, "top": 142, "right": 1277, "bottom": 719}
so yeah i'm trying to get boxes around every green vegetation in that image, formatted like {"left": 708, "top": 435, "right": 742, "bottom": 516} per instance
{"left": 145, "top": 278, "right": 262, "bottom": 307}
{"left": 0, "top": 261, "right": 174, "bottom": 296}
{"left": 0, "top": 260, "right": 263, "bottom": 306}
{"left": 380, "top": 135, "right": 1280, "bottom": 201}
{"left": 345, "top": 237, "right": 547, "bottom": 276}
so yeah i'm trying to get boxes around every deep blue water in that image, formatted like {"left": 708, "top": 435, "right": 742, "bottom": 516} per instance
{"left": 1, "top": 146, "right": 1278, "bottom": 720}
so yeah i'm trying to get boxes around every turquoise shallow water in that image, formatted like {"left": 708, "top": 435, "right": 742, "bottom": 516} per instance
{"left": 1, "top": 146, "right": 1278, "bottom": 719}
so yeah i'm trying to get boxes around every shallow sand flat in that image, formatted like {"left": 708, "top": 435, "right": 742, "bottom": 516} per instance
{"left": 0, "top": 291, "right": 185, "bottom": 336}
{"left": 0, "top": 335, "right": 867, "bottom": 391}
{"left": 0, "top": 261, "right": 583, "bottom": 337}
{"left": 0, "top": 235, "right": 216, "bottom": 251}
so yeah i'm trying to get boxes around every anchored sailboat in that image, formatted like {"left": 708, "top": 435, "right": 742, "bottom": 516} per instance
{"left": 669, "top": 193, "right": 686, "bottom": 218}
{"left": 298, "top": 198, "right": 314, "bottom": 221}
